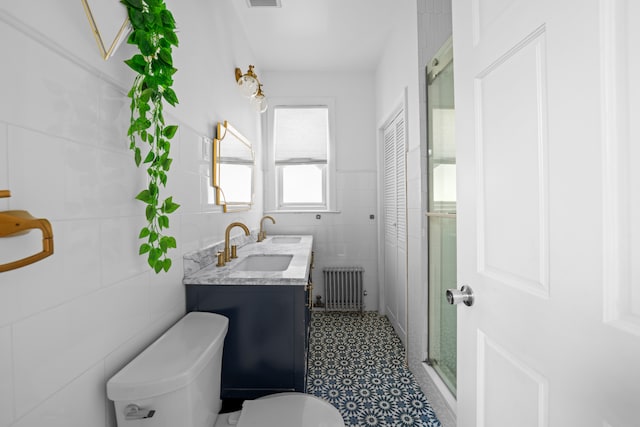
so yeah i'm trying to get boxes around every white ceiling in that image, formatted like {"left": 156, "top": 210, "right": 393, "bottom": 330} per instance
{"left": 230, "top": 0, "right": 404, "bottom": 72}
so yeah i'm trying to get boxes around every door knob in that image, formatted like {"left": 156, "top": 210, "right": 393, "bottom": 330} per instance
{"left": 446, "top": 285, "right": 474, "bottom": 306}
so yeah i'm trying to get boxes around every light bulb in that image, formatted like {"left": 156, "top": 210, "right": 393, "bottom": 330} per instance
{"left": 251, "top": 87, "right": 267, "bottom": 113}
{"left": 237, "top": 75, "right": 258, "bottom": 98}
{"left": 251, "top": 84, "right": 267, "bottom": 113}
{"left": 252, "top": 95, "right": 267, "bottom": 113}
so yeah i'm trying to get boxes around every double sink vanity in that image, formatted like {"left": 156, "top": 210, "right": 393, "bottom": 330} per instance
{"left": 183, "top": 228, "right": 314, "bottom": 399}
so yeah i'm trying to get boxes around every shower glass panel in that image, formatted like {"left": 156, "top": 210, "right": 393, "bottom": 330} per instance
{"left": 426, "top": 37, "right": 457, "bottom": 396}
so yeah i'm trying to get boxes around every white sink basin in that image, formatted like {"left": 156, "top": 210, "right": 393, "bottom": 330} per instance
{"left": 233, "top": 254, "right": 293, "bottom": 271}
{"left": 269, "top": 236, "right": 302, "bottom": 244}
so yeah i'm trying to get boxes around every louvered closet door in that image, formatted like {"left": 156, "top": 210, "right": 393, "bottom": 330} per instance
{"left": 383, "top": 109, "right": 407, "bottom": 345}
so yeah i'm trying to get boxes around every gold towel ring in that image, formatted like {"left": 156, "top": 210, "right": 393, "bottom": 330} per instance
{"left": 0, "top": 191, "right": 54, "bottom": 272}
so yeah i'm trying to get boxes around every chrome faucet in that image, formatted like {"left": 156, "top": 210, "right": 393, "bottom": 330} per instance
{"left": 257, "top": 215, "right": 275, "bottom": 242}
{"left": 224, "top": 222, "right": 250, "bottom": 262}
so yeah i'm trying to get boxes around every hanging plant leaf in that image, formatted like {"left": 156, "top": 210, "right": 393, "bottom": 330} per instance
{"left": 160, "top": 9, "right": 175, "bottom": 26}
{"left": 122, "top": 0, "right": 180, "bottom": 273}
{"left": 162, "top": 88, "right": 179, "bottom": 106}
{"left": 162, "top": 125, "right": 178, "bottom": 139}
{"left": 163, "top": 30, "right": 179, "bottom": 47}
{"left": 123, "top": 0, "right": 143, "bottom": 11}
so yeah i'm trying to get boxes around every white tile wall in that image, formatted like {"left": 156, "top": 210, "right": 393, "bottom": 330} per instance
{"left": 0, "top": 226, "right": 55, "bottom": 316}
{"left": 177, "top": 127, "right": 209, "bottom": 178}
{"left": 11, "top": 362, "right": 106, "bottom": 427}
{"left": 11, "top": 276, "right": 147, "bottom": 415}
{"left": 171, "top": 127, "right": 208, "bottom": 215}
{"left": 7, "top": 128, "right": 69, "bottom": 220}
{"left": 99, "top": 217, "right": 150, "bottom": 287}
{"left": 95, "top": 85, "right": 130, "bottom": 152}
{"left": 0, "top": 220, "right": 102, "bottom": 326}
{"left": 0, "top": 123, "right": 8, "bottom": 212}
{"left": 0, "top": 1, "right": 262, "bottom": 425}
{"left": 0, "top": 326, "right": 13, "bottom": 427}
{"left": 96, "top": 150, "right": 146, "bottom": 219}
{"left": 13, "top": 293, "right": 105, "bottom": 417}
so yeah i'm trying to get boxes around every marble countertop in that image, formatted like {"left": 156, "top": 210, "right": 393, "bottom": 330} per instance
{"left": 183, "top": 235, "right": 313, "bottom": 286}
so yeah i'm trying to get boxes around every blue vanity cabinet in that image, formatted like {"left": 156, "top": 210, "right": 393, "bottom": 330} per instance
{"left": 185, "top": 284, "right": 310, "bottom": 399}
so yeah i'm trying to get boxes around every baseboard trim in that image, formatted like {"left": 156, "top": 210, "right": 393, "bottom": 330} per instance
{"left": 410, "top": 360, "right": 457, "bottom": 427}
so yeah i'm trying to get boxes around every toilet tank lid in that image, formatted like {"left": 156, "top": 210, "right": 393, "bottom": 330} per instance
{"left": 107, "top": 312, "right": 228, "bottom": 401}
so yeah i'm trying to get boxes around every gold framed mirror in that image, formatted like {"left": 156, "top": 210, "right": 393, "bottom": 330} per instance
{"left": 213, "top": 121, "right": 255, "bottom": 212}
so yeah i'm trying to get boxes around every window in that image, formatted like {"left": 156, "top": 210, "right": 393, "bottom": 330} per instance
{"left": 266, "top": 100, "right": 335, "bottom": 211}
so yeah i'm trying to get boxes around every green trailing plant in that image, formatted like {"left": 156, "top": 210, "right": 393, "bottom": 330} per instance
{"left": 122, "top": 0, "right": 180, "bottom": 273}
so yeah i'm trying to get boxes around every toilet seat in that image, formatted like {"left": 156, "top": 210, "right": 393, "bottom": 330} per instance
{"left": 216, "top": 393, "right": 344, "bottom": 427}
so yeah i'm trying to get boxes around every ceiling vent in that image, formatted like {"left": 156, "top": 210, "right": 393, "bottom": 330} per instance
{"left": 246, "top": 0, "right": 281, "bottom": 7}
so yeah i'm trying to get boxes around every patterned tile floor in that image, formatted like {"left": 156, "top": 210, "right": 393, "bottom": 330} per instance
{"left": 306, "top": 311, "right": 442, "bottom": 427}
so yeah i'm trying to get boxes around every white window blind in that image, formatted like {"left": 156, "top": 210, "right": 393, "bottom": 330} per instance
{"left": 274, "top": 107, "right": 329, "bottom": 163}
{"left": 265, "top": 98, "right": 335, "bottom": 212}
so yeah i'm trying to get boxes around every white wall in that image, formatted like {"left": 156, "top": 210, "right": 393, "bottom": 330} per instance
{"left": 374, "top": 0, "right": 420, "bottom": 340}
{"left": 374, "top": 1, "right": 455, "bottom": 426}
{"left": 260, "top": 71, "right": 379, "bottom": 310}
{"left": 0, "top": 1, "right": 263, "bottom": 426}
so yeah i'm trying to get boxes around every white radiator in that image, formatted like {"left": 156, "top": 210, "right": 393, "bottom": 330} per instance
{"left": 323, "top": 267, "right": 364, "bottom": 312}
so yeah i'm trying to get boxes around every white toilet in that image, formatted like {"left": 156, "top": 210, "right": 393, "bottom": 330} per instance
{"left": 107, "top": 312, "right": 344, "bottom": 427}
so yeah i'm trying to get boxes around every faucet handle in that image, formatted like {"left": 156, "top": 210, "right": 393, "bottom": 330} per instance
{"left": 216, "top": 251, "right": 226, "bottom": 267}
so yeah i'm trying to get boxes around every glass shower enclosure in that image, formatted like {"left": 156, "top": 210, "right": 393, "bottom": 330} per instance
{"left": 426, "top": 37, "right": 457, "bottom": 396}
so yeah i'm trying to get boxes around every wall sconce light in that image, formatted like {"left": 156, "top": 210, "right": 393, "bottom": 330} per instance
{"left": 235, "top": 65, "right": 268, "bottom": 113}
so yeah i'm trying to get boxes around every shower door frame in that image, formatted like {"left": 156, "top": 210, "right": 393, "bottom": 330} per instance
{"left": 425, "top": 36, "right": 458, "bottom": 397}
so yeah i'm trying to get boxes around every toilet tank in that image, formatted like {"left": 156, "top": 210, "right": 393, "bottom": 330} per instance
{"left": 107, "top": 312, "right": 228, "bottom": 427}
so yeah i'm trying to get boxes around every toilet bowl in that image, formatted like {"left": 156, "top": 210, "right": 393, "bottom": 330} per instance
{"left": 107, "top": 312, "right": 344, "bottom": 427}
{"left": 214, "top": 393, "right": 344, "bottom": 427}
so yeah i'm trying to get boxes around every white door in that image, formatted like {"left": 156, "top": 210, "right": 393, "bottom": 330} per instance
{"left": 383, "top": 109, "right": 408, "bottom": 345}
{"left": 453, "top": 0, "right": 640, "bottom": 426}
